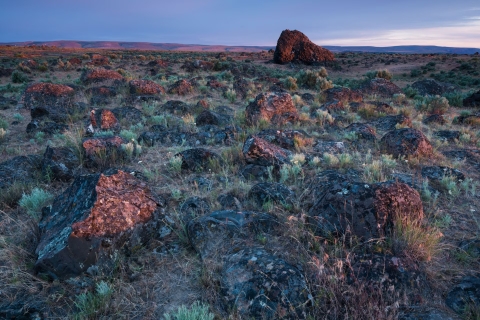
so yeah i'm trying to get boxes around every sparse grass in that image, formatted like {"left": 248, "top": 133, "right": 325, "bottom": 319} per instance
{"left": 163, "top": 301, "right": 214, "bottom": 320}
{"left": 73, "top": 281, "right": 113, "bottom": 320}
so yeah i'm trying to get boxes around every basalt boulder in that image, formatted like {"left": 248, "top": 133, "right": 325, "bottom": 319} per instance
{"left": 369, "top": 114, "right": 412, "bottom": 131}
{"left": 175, "top": 148, "right": 222, "bottom": 172}
{"left": 196, "top": 110, "right": 232, "bottom": 126}
{"left": 256, "top": 129, "right": 311, "bottom": 150}
{"left": 243, "top": 136, "right": 292, "bottom": 167}
{"left": 324, "top": 87, "right": 363, "bottom": 103}
{"left": 303, "top": 171, "right": 424, "bottom": 240}
{"left": 168, "top": 79, "right": 195, "bottom": 95}
{"left": 35, "top": 170, "right": 165, "bottom": 279}
{"left": 86, "top": 86, "right": 117, "bottom": 105}
{"left": 463, "top": 89, "right": 480, "bottom": 107}
{"left": 80, "top": 68, "right": 124, "bottom": 85}
{"left": 82, "top": 136, "right": 127, "bottom": 168}
{"left": 359, "top": 78, "right": 402, "bottom": 97}
{"left": 129, "top": 79, "right": 165, "bottom": 96}
{"left": 345, "top": 123, "right": 376, "bottom": 141}
{"left": 446, "top": 277, "right": 480, "bottom": 315}
{"left": 435, "top": 130, "right": 460, "bottom": 142}
{"left": 423, "top": 114, "right": 447, "bottom": 125}
{"left": 411, "top": 79, "right": 455, "bottom": 96}
{"left": 0, "top": 155, "right": 42, "bottom": 190}
{"left": 248, "top": 182, "right": 296, "bottom": 207}
{"left": 380, "top": 128, "right": 433, "bottom": 158}
{"left": 274, "top": 29, "right": 335, "bottom": 65}
{"left": 41, "top": 146, "right": 80, "bottom": 182}
{"left": 245, "top": 92, "right": 299, "bottom": 126}
{"left": 88, "top": 109, "right": 120, "bottom": 132}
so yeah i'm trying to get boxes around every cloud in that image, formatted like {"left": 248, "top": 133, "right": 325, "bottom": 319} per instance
{"left": 318, "top": 20, "right": 480, "bottom": 47}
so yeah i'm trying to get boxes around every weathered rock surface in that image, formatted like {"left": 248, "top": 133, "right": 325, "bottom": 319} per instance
{"left": 161, "top": 100, "right": 192, "bottom": 115}
{"left": 359, "top": 78, "right": 402, "bottom": 97}
{"left": 434, "top": 130, "right": 460, "bottom": 142}
{"left": 129, "top": 79, "right": 165, "bottom": 96}
{"left": 0, "top": 155, "right": 42, "bottom": 190}
{"left": 42, "top": 146, "right": 79, "bottom": 181}
{"left": 443, "top": 149, "right": 480, "bottom": 172}
{"left": 243, "top": 136, "right": 292, "bottom": 167}
{"left": 380, "top": 128, "right": 433, "bottom": 158}
{"left": 324, "top": 87, "right": 363, "bottom": 103}
{"left": 345, "top": 123, "right": 376, "bottom": 141}
{"left": 453, "top": 112, "right": 480, "bottom": 125}
{"left": 256, "top": 129, "right": 311, "bottom": 150}
{"left": 446, "top": 277, "right": 480, "bottom": 315}
{"left": 303, "top": 171, "right": 424, "bottom": 240}
{"left": 196, "top": 109, "right": 232, "bottom": 126}
{"left": 411, "top": 79, "right": 455, "bottom": 96}
{"left": 370, "top": 114, "right": 412, "bottom": 131}
{"left": 168, "top": 79, "right": 195, "bottom": 95}
{"left": 35, "top": 170, "right": 164, "bottom": 278}
{"left": 81, "top": 68, "right": 124, "bottom": 85}
{"left": 89, "top": 109, "right": 120, "bottom": 132}
{"left": 245, "top": 92, "right": 298, "bottom": 125}
{"left": 26, "top": 121, "right": 69, "bottom": 135}
{"left": 86, "top": 86, "right": 117, "bottom": 105}
{"left": 423, "top": 114, "right": 447, "bottom": 125}
{"left": 175, "top": 148, "right": 222, "bottom": 172}
{"left": 82, "top": 136, "right": 126, "bottom": 168}
{"left": 273, "top": 29, "right": 335, "bottom": 65}
{"left": 421, "top": 166, "right": 465, "bottom": 181}
{"left": 111, "top": 106, "right": 144, "bottom": 125}
{"left": 249, "top": 182, "right": 295, "bottom": 207}
{"left": 463, "top": 89, "right": 480, "bottom": 107}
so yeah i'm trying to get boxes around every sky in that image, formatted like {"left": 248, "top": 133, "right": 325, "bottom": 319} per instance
{"left": 1, "top": 0, "right": 480, "bottom": 48}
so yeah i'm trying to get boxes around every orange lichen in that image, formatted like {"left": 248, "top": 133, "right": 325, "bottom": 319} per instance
{"left": 71, "top": 171, "right": 157, "bottom": 238}
{"left": 25, "top": 82, "right": 74, "bottom": 96}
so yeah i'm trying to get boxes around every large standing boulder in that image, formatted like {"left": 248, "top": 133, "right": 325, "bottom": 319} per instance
{"left": 243, "top": 136, "right": 292, "bottom": 167}
{"left": 273, "top": 29, "right": 335, "bottom": 65}
{"left": 245, "top": 92, "right": 298, "bottom": 126}
{"left": 463, "top": 89, "right": 480, "bottom": 107}
{"left": 380, "top": 128, "right": 433, "bottom": 158}
{"left": 35, "top": 170, "right": 164, "bottom": 278}
{"left": 303, "top": 171, "right": 424, "bottom": 240}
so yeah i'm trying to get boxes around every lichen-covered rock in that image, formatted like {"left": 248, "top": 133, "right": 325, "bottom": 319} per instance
{"left": 175, "top": 148, "right": 222, "bottom": 172}
{"left": 179, "top": 197, "right": 211, "bottom": 224}
{"left": 111, "top": 106, "right": 144, "bottom": 126}
{"left": 421, "top": 166, "right": 465, "bottom": 181}
{"left": 24, "top": 83, "right": 86, "bottom": 123}
{"left": 90, "top": 54, "right": 109, "bottom": 66}
{"left": 196, "top": 110, "right": 232, "bottom": 126}
{"left": 129, "top": 79, "right": 165, "bottom": 96}
{"left": 256, "top": 129, "right": 311, "bottom": 150}
{"left": 240, "top": 164, "right": 272, "bottom": 181}
{"left": 82, "top": 136, "right": 126, "bottom": 168}
{"left": 26, "top": 120, "right": 69, "bottom": 135}
{"left": 167, "top": 79, "right": 195, "bottom": 95}
{"left": 248, "top": 182, "right": 295, "bottom": 207}
{"left": 313, "top": 141, "right": 345, "bottom": 154}
{"left": 380, "top": 128, "right": 433, "bottom": 158}
{"left": 411, "top": 79, "right": 455, "bottom": 96}
{"left": 243, "top": 136, "right": 292, "bottom": 167}
{"left": 42, "top": 146, "right": 79, "bottom": 181}
{"left": 80, "top": 68, "right": 124, "bottom": 85}
{"left": 273, "top": 29, "right": 334, "bottom": 65}
{"left": 161, "top": 100, "right": 192, "bottom": 115}
{"left": 303, "top": 171, "right": 424, "bottom": 240}
{"left": 345, "top": 123, "right": 376, "bottom": 141}
{"left": 423, "top": 114, "right": 447, "bottom": 125}
{"left": 86, "top": 86, "right": 117, "bottom": 105}
{"left": 324, "top": 87, "right": 363, "bottom": 103}
{"left": 446, "top": 277, "right": 480, "bottom": 315}
{"left": 443, "top": 149, "right": 480, "bottom": 172}
{"left": 35, "top": 170, "right": 164, "bottom": 278}
{"left": 369, "top": 114, "right": 412, "bottom": 131}
{"left": 89, "top": 109, "right": 120, "bottom": 131}
{"left": 463, "top": 89, "right": 480, "bottom": 107}
{"left": 0, "top": 155, "right": 42, "bottom": 190}
{"left": 245, "top": 92, "right": 298, "bottom": 126}
{"left": 434, "top": 130, "right": 460, "bottom": 142}
{"left": 359, "top": 78, "right": 402, "bottom": 97}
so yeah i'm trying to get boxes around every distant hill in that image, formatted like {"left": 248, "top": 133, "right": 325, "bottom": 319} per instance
{"left": 3, "top": 40, "right": 480, "bottom": 54}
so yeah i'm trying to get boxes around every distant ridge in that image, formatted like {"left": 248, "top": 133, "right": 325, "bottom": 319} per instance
{"left": 2, "top": 40, "right": 479, "bottom": 54}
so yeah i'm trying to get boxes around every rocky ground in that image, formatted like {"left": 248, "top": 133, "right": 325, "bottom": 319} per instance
{"left": 0, "top": 43, "right": 480, "bottom": 319}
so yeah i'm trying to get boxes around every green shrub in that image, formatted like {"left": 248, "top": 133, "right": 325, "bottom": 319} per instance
{"left": 443, "top": 91, "right": 464, "bottom": 107}
{"left": 19, "top": 188, "right": 54, "bottom": 219}
{"left": 119, "top": 129, "right": 137, "bottom": 141}
{"left": 11, "top": 70, "right": 29, "bottom": 83}
{"left": 224, "top": 88, "right": 236, "bottom": 103}
{"left": 163, "top": 301, "right": 214, "bottom": 320}
{"left": 283, "top": 76, "right": 298, "bottom": 90}
{"left": 296, "top": 68, "right": 329, "bottom": 89}
{"left": 365, "top": 69, "right": 392, "bottom": 80}
{"left": 415, "top": 95, "right": 449, "bottom": 115}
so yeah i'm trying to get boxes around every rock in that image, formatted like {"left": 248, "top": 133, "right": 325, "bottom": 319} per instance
{"left": 240, "top": 164, "right": 272, "bottom": 181}
{"left": 345, "top": 123, "right": 376, "bottom": 141}
{"left": 181, "top": 60, "right": 213, "bottom": 72}
{"left": 26, "top": 120, "right": 69, "bottom": 135}
{"left": 35, "top": 170, "right": 164, "bottom": 278}
{"left": 221, "top": 247, "right": 311, "bottom": 319}
{"left": 411, "top": 79, "right": 455, "bottom": 96}
{"left": 453, "top": 112, "right": 480, "bottom": 126}
{"left": 446, "top": 277, "right": 480, "bottom": 315}
{"left": 233, "top": 76, "right": 249, "bottom": 99}
{"left": 68, "top": 57, "right": 82, "bottom": 66}
{"left": 89, "top": 109, "right": 120, "bottom": 132}
{"left": 195, "top": 110, "right": 232, "bottom": 126}
{"left": 370, "top": 114, "right": 412, "bottom": 131}
{"left": 24, "top": 83, "right": 86, "bottom": 123}
{"left": 434, "top": 130, "right": 460, "bottom": 142}
{"left": 421, "top": 166, "right": 465, "bottom": 181}
{"left": 90, "top": 54, "right": 109, "bottom": 66}
{"left": 129, "top": 79, "right": 165, "bottom": 96}
{"left": 304, "top": 171, "right": 424, "bottom": 240}
{"left": 0, "top": 298, "right": 43, "bottom": 320}
{"left": 248, "top": 182, "right": 295, "bottom": 207}
{"left": 81, "top": 68, "right": 124, "bottom": 85}
{"left": 273, "top": 29, "right": 335, "bottom": 65}
{"left": 380, "top": 128, "right": 433, "bottom": 158}
{"left": 42, "top": 146, "right": 79, "bottom": 181}
{"left": 256, "top": 129, "right": 311, "bottom": 150}
{"left": 423, "top": 114, "right": 446, "bottom": 125}
{"left": 168, "top": 79, "right": 195, "bottom": 95}
{"left": 137, "top": 130, "right": 194, "bottom": 147}
{"left": 245, "top": 92, "right": 299, "bottom": 126}
{"left": 175, "top": 148, "right": 222, "bottom": 172}
{"left": 217, "top": 193, "right": 242, "bottom": 210}
{"left": 301, "top": 92, "right": 315, "bottom": 102}
{"left": 82, "top": 136, "right": 126, "bottom": 168}
{"left": 0, "top": 96, "right": 17, "bottom": 110}
{"left": 111, "top": 106, "right": 144, "bottom": 125}
{"left": 207, "top": 79, "right": 226, "bottom": 90}
{"left": 324, "top": 87, "right": 363, "bottom": 103}
{"left": 161, "top": 100, "right": 192, "bottom": 116}
{"left": 0, "top": 155, "right": 42, "bottom": 190}
{"left": 359, "top": 78, "right": 402, "bottom": 97}
{"left": 463, "top": 90, "right": 480, "bottom": 107}
{"left": 443, "top": 149, "right": 480, "bottom": 172}
{"left": 243, "top": 136, "right": 292, "bottom": 167}
{"left": 0, "top": 67, "right": 14, "bottom": 77}
{"left": 179, "top": 197, "right": 210, "bottom": 224}
{"left": 86, "top": 86, "right": 117, "bottom": 105}
{"left": 322, "top": 99, "right": 346, "bottom": 112}
{"left": 313, "top": 141, "right": 345, "bottom": 154}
